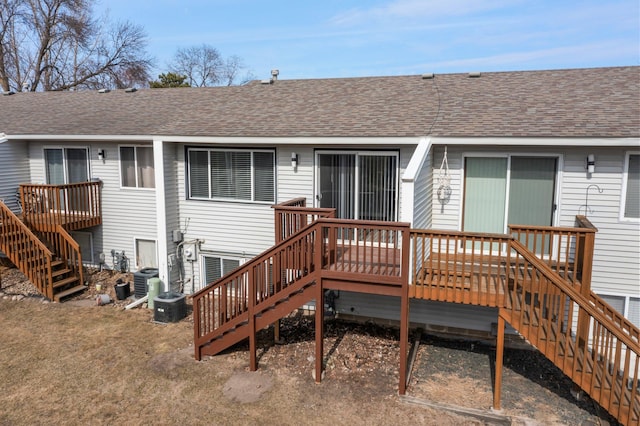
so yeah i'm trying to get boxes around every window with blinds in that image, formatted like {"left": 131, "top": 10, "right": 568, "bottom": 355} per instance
{"left": 623, "top": 153, "right": 639, "bottom": 219}
{"left": 188, "top": 148, "right": 275, "bottom": 203}
{"left": 120, "top": 146, "right": 155, "bottom": 189}
{"left": 202, "top": 255, "right": 241, "bottom": 286}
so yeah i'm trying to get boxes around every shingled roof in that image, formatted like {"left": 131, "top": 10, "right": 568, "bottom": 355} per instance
{"left": 1, "top": 66, "right": 638, "bottom": 139}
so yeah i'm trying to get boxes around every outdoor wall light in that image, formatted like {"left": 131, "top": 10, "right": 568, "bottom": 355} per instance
{"left": 98, "top": 149, "right": 106, "bottom": 161}
{"left": 586, "top": 154, "right": 595, "bottom": 174}
{"left": 291, "top": 152, "right": 298, "bottom": 169}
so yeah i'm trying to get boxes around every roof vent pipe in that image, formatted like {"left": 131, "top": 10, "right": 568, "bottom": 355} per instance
{"left": 271, "top": 69, "right": 279, "bottom": 81}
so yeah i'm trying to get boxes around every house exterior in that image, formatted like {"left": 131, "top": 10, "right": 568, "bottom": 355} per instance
{"left": 0, "top": 66, "right": 638, "bottom": 333}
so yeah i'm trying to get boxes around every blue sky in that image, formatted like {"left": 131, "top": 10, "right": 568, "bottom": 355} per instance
{"left": 96, "top": 0, "right": 639, "bottom": 81}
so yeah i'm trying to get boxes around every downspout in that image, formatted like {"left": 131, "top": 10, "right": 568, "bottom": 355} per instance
{"left": 153, "top": 138, "right": 169, "bottom": 292}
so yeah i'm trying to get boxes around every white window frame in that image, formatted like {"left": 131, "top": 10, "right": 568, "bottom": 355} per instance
{"left": 619, "top": 151, "right": 640, "bottom": 222}
{"left": 187, "top": 147, "right": 276, "bottom": 203}
{"left": 43, "top": 146, "right": 90, "bottom": 184}
{"left": 119, "top": 145, "right": 155, "bottom": 190}
{"left": 134, "top": 237, "right": 158, "bottom": 270}
{"left": 313, "top": 150, "right": 400, "bottom": 222}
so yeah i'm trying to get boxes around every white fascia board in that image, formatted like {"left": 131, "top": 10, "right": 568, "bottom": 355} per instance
{"left": 8, "top": 134, "right": 423, "bottom": 146}
{"left": 155, "top": 136, "right": 423, "bottom": 145}
{"left": 430, "top": 136, "right": 640, "bottom": 147}
{"left": 0, "top": 133, "right": 7, "bottom": 143}
{"left": 7, "top": 134, "right": 154, "bottom": 142}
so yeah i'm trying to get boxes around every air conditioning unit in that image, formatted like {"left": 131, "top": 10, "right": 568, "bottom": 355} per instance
{"left": 133, "top": 267, "right": 159, "bottom": 298}
{"left": 154, "top": 292, "right": 187, "bottom": 323}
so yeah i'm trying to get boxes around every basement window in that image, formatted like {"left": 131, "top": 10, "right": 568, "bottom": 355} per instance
{"left": 202, "top": 255, "right": 241, "bottom": 287}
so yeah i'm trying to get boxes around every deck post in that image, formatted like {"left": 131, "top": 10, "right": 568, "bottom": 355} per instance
{"left": 315, "top": 279, "right": 324, "bottom": 383}
{"left": 575, "top": 216, "right": 596, "bottom": 352}
{"left": 399, "top": 226, "right": 410, "bottom": 395}
{"left": 248, "top": 267, "right": 257, "bottom": 371}
{"left": 493, "top": 312, "right": 505, "bottom": 410}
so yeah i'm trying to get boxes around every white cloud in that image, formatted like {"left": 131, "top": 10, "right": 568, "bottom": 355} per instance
{"left": 330, "top": 0, "right": 519, "bottom": 26}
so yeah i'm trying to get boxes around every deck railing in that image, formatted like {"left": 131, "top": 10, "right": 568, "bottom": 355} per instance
{"left": 409, "top": 229, "right": 512, "bottom": 306}
{"left": 54, "top": 225, "right": 84, "bottom": 288}
{"left": 0, "top": 201, "right": 54, "bottom": 299}
{"left": 320, "top": 219, "right": 409, "bottom": 288}
{"left": 272, "top": 198, "right": 335, "bottom": 243}
{"left": 509, "top": 219, "right": 596, "bottom": 290}
{"left": 20, "top": 181, "right": 102, "bottom": 231}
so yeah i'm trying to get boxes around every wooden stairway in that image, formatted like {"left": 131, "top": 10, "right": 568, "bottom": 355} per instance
{"left": 500, "top": 239, "right": 640, "bottom": 425}
{"left": 0, "top": 200, "right": 85, "bottom": 301}
{"left": 194, "top": 219, "right": 323, "bottom": 361}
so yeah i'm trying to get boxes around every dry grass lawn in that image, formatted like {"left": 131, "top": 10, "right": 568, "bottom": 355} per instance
{"left": 0, "top": 298, "right": 471, "bottom": 426}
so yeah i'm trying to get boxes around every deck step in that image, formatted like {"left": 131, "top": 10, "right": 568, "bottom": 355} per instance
{"left": 52, "top": 276, "right": 80, "bottom": 289}
{"left": 53, "top": 284, "right": 87, "bottom": 302}
{"left": 52, "top": 267, "right": 72, "bottom": 278}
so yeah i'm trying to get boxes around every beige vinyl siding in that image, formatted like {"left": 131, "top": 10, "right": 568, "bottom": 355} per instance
{"left": 28, "top": 141, "right": 157, "bottom": 271}
{"left": 411, "top": 148, "right": 432, "bottom": 230}
{"left": 96, "top": 143, "right": 157, "bottom": 271}
{"left": 559, "top": 147, "right": 640, "bottom": 297}
{"left": 431, "top": 145, "right": 464, "bottom": 231}
{"left": 176, "top": 144, "right": 275, "bottom": 292}
{"left": 0, "top": 142, "right": 29, "bottom": 213}
{"left": 277, "top": 146, "right": 314, "bottom": 203}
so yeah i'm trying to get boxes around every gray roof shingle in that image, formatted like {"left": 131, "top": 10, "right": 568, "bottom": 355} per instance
{"left": 1, "top": 66, "right": 638, "bottom": 139}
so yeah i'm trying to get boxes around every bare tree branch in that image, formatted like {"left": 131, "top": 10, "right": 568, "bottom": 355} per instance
{"left": 168, "top": 44, "right": 250, "bottom": 87}
{"left": 1, "top": 0, "right": 152, "bottom": 91}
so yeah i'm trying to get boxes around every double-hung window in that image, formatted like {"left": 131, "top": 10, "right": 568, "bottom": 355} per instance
{"left": 621, "top": 152, "right": 639, "bottom": 220}
{"left": 120, "top": 146, "right": 155, "bottom": 189}
{"left": 188, "top": 148, "right": 275, "bottom": 203}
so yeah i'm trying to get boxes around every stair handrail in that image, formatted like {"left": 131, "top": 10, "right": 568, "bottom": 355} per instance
{"left": 54, "top": 225, "right": 84, "bottom": 288}
{"left": 193, "top": 221, "right": 321, "bottom": 356}
{"left": 510, "top": 238, "right": 640, "bottom": 353}
{"left": 508, "top": 239, "right": 639, "bottom": 425}
{"left": 0, "top": 200, "right": 54, "bottom": 299}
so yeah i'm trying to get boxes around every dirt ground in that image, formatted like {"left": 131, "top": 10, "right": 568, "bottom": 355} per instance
{"left": 0, "top": 264, "right": 618, "bottom": 425}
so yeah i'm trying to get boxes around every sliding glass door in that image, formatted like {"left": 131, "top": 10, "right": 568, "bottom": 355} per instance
{"left": 316, "top": 152, "right": 398, "bottom": 222}
{"left": 44, "top": 148, "right": 89, "bottom": 211}
{"left": 463, "top": 156, "right": 557, "bottom": 253}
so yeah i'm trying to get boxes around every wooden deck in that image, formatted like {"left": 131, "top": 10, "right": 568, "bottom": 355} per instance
{"left": 192, "top": 199, "right": 639, "bottom": 425}
{"left": 20, "top": 181, "right": 102, "bottom": 232}
{"left": 0, "top": 181, "right": 103, "bottom": 301}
